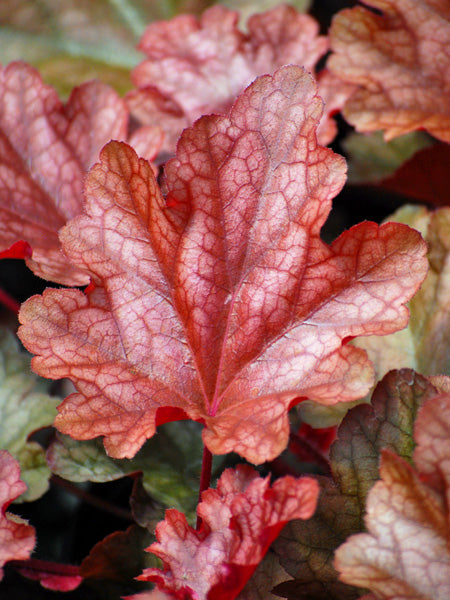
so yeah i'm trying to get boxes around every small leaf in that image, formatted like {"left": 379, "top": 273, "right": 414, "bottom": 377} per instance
{"left": 0, "top": 450, "right": 35, "bottom": 579}
{"left": 139, "top": 465, "right": 319, "bottom": 600}
{"left": 329, "top": 0, "right": 450, "bottom": 142}
{"left": 0, "top": 328, "right": 59, "bottom": 502}
{"left": 334, "top": 393, "right": 450, "bottom": 600}
{"left": 18, "top": 66, "right": 428, "bottom": 464}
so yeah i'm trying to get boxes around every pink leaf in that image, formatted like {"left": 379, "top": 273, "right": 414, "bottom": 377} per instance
{"left": 18, "top": 66, "right": 427, "bottom": 463}
{"left": 128, "top": 5, "right": 352, "bottom": 150}
{"left": 0, "top": 61, "right": 163, "bottom": 285}
{"left": 138, "top": 465, "right": 319, "bottom": 600}
{"left": 329, "top": 0, "right": 450, "bottom": 142}
{"left": 0, "top": 450, "right": 35, "bottom": 579}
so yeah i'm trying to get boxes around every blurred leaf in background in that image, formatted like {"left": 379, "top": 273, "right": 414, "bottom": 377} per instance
{"left": 0, "top": 0, "right": 216, "bottom": 96}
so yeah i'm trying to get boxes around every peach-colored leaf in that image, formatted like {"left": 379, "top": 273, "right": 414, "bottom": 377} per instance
{"left": 18, "top": 66, "right": 427, "bottom": 463}
{"left": 329, "top": 0, "right": 450, "bottom": 142}
{"left": 128, "top": 4, "right": 353, "bottom": 150}
{"left": 0, "top": 450, "right": 35, "bottom": 580}
{"left": 0, "top": 61, "right": 162, "bottom": 285}
{"left": 138, "top": 464, "right": 319, "bottom": 600}
{"left": 334, "top": 393, "right": 450, "bottom": 600}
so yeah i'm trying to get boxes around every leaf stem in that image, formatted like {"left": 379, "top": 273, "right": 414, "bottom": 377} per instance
{"left": 51, "top": 475, "right": 133, "bottom": 522}
{"left": 0, "top": 287, "right": 20, "bottom": 314}
{"left": 8, "top": 557, "right": 80, "bottom": 576}
{"left": 196, "top": 444, "right": 213, "bottom": 530}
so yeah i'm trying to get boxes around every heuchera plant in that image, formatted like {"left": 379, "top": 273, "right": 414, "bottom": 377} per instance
{"left": 0, "top": 2, "right": 449, "bottom": 599}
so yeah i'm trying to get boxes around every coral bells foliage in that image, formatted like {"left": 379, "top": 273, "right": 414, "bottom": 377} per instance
{"left": 335, "top": 393, "right": 450, "bottom": 600}
{"left": 0, "top": 62, "right": 163, "bottom": 285}
{"left": 2, "top": 1, "right": 449, "bottom": 597}
{"left": 140, "top": 465, "right": 319, "bottom": 600}
{"left": 127, "top": 4, "right": 354, "bottom": 151}
{"left": 329, "top": 0, "right": 450, "bottom": 142}
{"left": 18, "top": 67, "right": 427, "bottom": 464}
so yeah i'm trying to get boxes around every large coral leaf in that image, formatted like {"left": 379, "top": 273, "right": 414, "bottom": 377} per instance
{"left": 0, "top": 450, "right": 35, "bottom": 580}
{"left": 334, "top": 393, "right": 450, "bottom": 600}
{"left": 0, "top": 61, "right": 162, "bottom": 285}
{"left": 18, "top": 67, "right": 427, "bottom": 463}
{"left": 329, "top": 0, "right": 450, "bottom": 142}
{"left": 138, "top": 464, "right": 319, "bottom": 600}
{"left": 128, "top": 4, "right": 352, "bottom": 149}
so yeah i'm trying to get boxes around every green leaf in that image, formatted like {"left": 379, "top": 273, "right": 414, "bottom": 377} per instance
{"left": 0, "top": 328, "right": 59, "bottom": 502}
{"left": 272, "top": 369, "right": 438, "bottom": 599}
{"left": 47, "top": 420, "right": 218, "bottom": 520}
{"left": 0, "top": 0, "right": 215, "bottom": 96}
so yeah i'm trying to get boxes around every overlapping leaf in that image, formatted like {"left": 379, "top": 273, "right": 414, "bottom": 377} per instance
{"left": 0, "top": 450, "right": 35, "bottom": 580}
{"left": 0, "top": 328, "right": 59, "bottom": 502}
{"left": 128, "top": 4, "right": 354, "bottom": 151}
{"left": 273, "top": 369, "right": 439, "bottom": 599}
{"left": 354, "top": 205, "right": 450, "bottom": 381}
{"left": 329, "top": 0, "right": 450, "bottom": 142}
{"left": 138, "top": 464, "right": 319, "bottom": 600}
{"left": 46, "top": 421, "right": 208, "bottom": 516}
{"left": 18, "top": 66, "right": 427, "bottom": 464}
{"left": 0, "top": 61, "right": 162, "bottom": 285}
{"left": 334, "top": 393, "right": 450, "bottom": 599}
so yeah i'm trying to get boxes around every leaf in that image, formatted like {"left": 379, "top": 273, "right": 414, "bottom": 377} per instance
{"left": 0, "top": 328, "right": 59, "bottom": 502}
{"left": 354, "top": 205, "right": 450, "bottom": 381}
{"left": 237, "top": 551, "right": 291, "bottom": 600}
{"left": 272, "top": 369, "right": 439, "bottom": 599}
{"left": 329, "top": 0, "right": 450, "bottom": 142}
{"left": 138, "top": 464, "right": 319, "bottom": 600}
{"left": 380, "top": 142, "right": 450, "bottom": 206}
{"left": 0, "top": 0, "right": 215, "bottom": 97}
{"left": 0, "top": 450, "right": 35, "bottom": 579}
{"left": 18, "top": 66, "right": 428, "bottom": 464}
{"left": 128, "top": 4, "right": 353, "bottom": 151}
{"left": 0, "top": 61, "right": 162, "bottom": 285}
{"left": 80, "top": 525, "right": 155, "bottom": 597}
{"left": 343, "top": 131, "right": 433, "bottom": 185}
{"left": 46, "top": 420, "right": 209, "bottom": 517}
{"left": 334, "top": 393, "right": 450, "bottom": 600}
